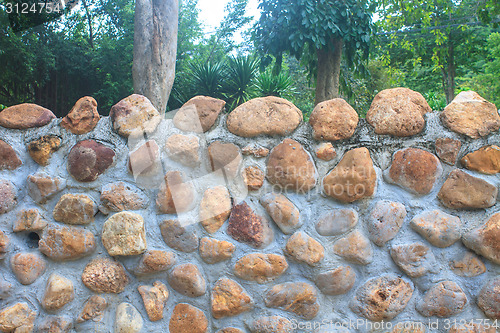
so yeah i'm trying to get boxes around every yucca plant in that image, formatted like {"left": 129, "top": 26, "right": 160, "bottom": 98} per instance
{"left": 222, "top": 55, "right": 260, "bottom": 110}
{"left": 255, "top": 70, "right": 294, "bottom": 98}
{"left": 188, "top": 61, "right": 226, "bottom": 99}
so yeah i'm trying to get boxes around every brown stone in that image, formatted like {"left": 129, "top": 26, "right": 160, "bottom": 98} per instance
{"left": 81, "top": 257, "right": 129, "bottom": 293}
{"left": 435, "top": 137, "right": 461, "bottom": 165}
{"left": 260, "top": 193, "right": 301, "bottom": 234}
{"left": 309, "top": 98, "right": 359, "bottom": 140}
{"left": 13, "top": 209, "right": 47, "bottom": 232}
{"left": 169, "top": 303, "right": 208, "bottom": 333}
{"left": 211, "top": 278, "right": 254, "bottom": 319}
{"left": 27, "top": 135, "right": 61, "bottom": 166}
{"left": 165, "top": 134, "right": 200, "bottom": 167}
{"left": 41, "top": 274, "right": 74, "bottom": 311}
{"left": 156, "top": 171, "right": 195, "bottom": 214}
{"left": 0, "top": 103, "right": 55, "bottom": 129}
{"left": 53, "top": 193, "right": 97, "bottom": 225}
{"left": 60, "top": 96, "right": 100, "bottom": 134}
{"left": 99, "top": 182, "right": 148, "bottom": 214}
{"left": 449, "top": 323, "right": 496, "bottom": 333}
{"left": 38, "top": 316, "right": 72, "bottom": 333}
{"left": 385, "top": 323, "right": 426, "bottom": 333}
{"left": 110, "top": 94, "right": 162, "bottom": 137}
{"left": 416, "top": 281, "right": 467, "bottom": 317}
{"left": 0, "top": 180, "right": 16, "bottom": 214}
{"left": 315, "top": 265, "right": 356, "bottom": 296}
{"left": 243, "top": 166, "right": 265, "bottom": 190}
{"left": 411, "top": 210, "right": 462, "bottom": 248}
{"left": 366, "top": 88, "right": 431, "bottom": 137}
{"left": 316, "top": 142, "right": 337, "bottom": 161}
{"left": 463, "top": 212, "right": 500, "bottom": 265}
{"left": 138, "top": 281, "right": 169, "bottom": 321}
{"left": 333, "top": 230, "right": 373, "bottom": 265}
{"left": 441, "top": 91, "right": 500, "bottom": 139}
{"left": 102, "top": 211, "right": 147, "bottom": 256}
{"left": 386, "top": 148, "right": 442, "bottom": 195}
{"left": 227, "top": 96, "right": 302, "bottom": 137}
{"left": 350, "top": 274, "right": 414, "bottom": 321}
{"left": 315, "top": 209, "right": 358, "bottom": 236}
{"left": 478, "top": 277, "right": 500, "bottom": 319}
{"left": 128, "top": 140, "right": 161, "bottom": 178}
{"left": 450, "top": 252, "right": 486, "bottom": 277}
{"left": 0, "top": 303, "right": 36, "bottom": 332}
{"left": 10, "top": 252, "right": 46, "bottom": 285}
{"left": 266, "top": 139, "right": 317, "bottom": 192}
{"left": 67, "top": 140, "right": 115, "bottom": 182}
{"left": 0, "top": 140, "right": 21, "bottom": 170}
{"left": 173, "top": 95, "right": 225, "bottom": 133}
{"left": 0, "top": 231, "right": 8, "bottom": 258}
{"left": 461, "top": 145, "right": 500, "bottom": 174}
{"left": 134, "top": 250, "right": 176, "bottom": 275}
{"left": 217, "top": 328, "right": 244, "bottom": 333}
{"left": 208, "top": 141, "right": 242, "bottom": 179}
{"left": 242, "top": 144, "right": 269, "bottom": 157}
{"left": 39, "top": 224, "right": 95, "bottom": 261}
{"left": 227, "top": 201, "right": 274, "bottom": 248}
{"left": 234, "top": 253, "right": 288, "bottom": 283}
{"left": 367, "top": 201, "right": 407, "bottom": 246}
{"left": 27, "top": 173, "right": 66, "bottom": 203}
{"left": 265, "top": 282, "right": 319, "bottom": 320}
{"left": 390, "top": 242, "right": 436, "bottom": 278}
{"left": 199, "top": 186, "right": 231, "bottom": 234}
{"left": 160, "top": 219, "right": 198, "bottom": 252}
{"left": 76, "top": 295, "right": 108, "bottom": 323}
{"left": 438, "top": 169, "right": 497, "bottom": 209}
{"left": 168, "top": 263, "right": 206, "bottom": 297}
{"left": 199, "top": 237, "right": 235, "bottom": 264}
{"left": 285, "top": 231, "right": 324, "bottom": 266}
{"left": 249, "top": 316, "right": 294, "bottom": 333}
{"left": 323, "top": 147, "right": 376, "bottom": 202}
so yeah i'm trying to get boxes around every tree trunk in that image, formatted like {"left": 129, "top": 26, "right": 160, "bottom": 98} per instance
{"left": 133, "top": 0, "right": 178, "bottom": 113}
{"left": 315, "top": 37, "right": 343, "bottom": 106}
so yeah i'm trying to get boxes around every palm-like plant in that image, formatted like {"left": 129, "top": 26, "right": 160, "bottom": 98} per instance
{"left": 255, "top": 70, "right": 294, "bottom": 98}
{"left": 188, "top": 61, "right": 226, "bottom": 99}
{"left": 222, "top": 55, "right": 260, "bottom": 110}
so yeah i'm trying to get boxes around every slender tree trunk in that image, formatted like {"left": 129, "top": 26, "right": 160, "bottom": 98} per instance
{"left": 133, "top": 0, "right": 178, "bottom": 113}
{"left": 315, "top": 37, "right": 343, "bottom": 105}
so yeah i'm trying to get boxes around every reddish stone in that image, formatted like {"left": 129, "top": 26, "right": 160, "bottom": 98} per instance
{"left": 0, "top": 180, "right": 16, "bottom": 214}
{"left": 13, "top": 209, "right": 47, "bottom": 232}
{"left": 11, "top": 252, "right": 46, "bottom": 285}
{"left": 128, "top": 140, "right": 161, "bottom": 177}
{"left": 309, "top": 98, "right": 359, "bottom": 141}
{"left": 243, "top": 166, "right": 265, "bottom": 190}
{"left": 242, "top": 144, "right": 269, "bottom": 157}
{"left": 462, "top": 212, "right": 500, "bottom": 265}
{"left": 435, "top": 137, "right": 461, "bottom": 165}
{"left": 478, "top": 277, "right": 500, "bottom": 319}
{"left": 227, "top": 202, "right": 273, "bottom": 248}
{"left": 67, "top": 140, "right": 115, "bottom": 182}
{"left": 316, "top": 142, "right": 337, "bottom": 161}
{"left": 211, "top": 278, "right": 254, "bottom": 319}
{"left": 156, "top": 171, "right": 195, "bottom": 214}
{"left": 81, "top": 258, "right": 129, "bottom": 293}
{"left": 264, "top": 282, "right": 320, "bottom": 320}
{"left": 173, "top": 95, "right": 225, "bottom": 133}
{"left": 416, "top": 281, "right": 467, "bottom": 317}
{"left": 0, "top": 103, "right": 55, "bottom": 129}
{"left": 60, "top": 96, "right": 100, "bottom": 134}
{"left": 169, "top": 303, "right": 208, "bottom": 333}
{"left": 39, "top": 224, "right": 96, "bottom": 261}
{"left": 134, "top": 250, "right": 176, "bottom": 275}
{"left": 461, "top": 145, "right": 500, "bottom": 175}
{"left": 0, "top": 140, "right": 21, "bottom": 170}
{"left": 160, "top": 219, "right": 198, "bottom": 253}
{"left": 27, "top": 173, "right": 66, "bottom": 203}
{"left": 0, "top": 231, "right": 9, "bottom": 258}
{"left": 208, "top": 141, "right": 242, "bottom": 179}
{"left": 99, "top": 182, "right": 148, "bottom": 214}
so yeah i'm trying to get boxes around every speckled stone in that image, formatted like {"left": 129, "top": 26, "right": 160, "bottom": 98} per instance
{"left": 416, "top": 281, "right": 467, "bottom": 317}
{"left": 316, "top": 142, "right": 337, "bottom": 161}
{"left": 315, "top": 209, "right": 358, "bottom": 236}
{"left": 411, "top": 210, "right": 462, "bottom": 248}
{"left": 211, "top": 278, "right": 254, "bottom": 319}
{"left": 156, "top": 171, "right": 195, "bottom": 214}
{"left": 367, "top": 201, "right": 406, "bottom": 246}
{"left": 265, "top": 282, "right": 320, "bottom": 320}
{"left": 199, "top": 186, "right": 232, "bottom": 234}
{"left": 477, "top": 277, "right": 500, "bottom": 319}
{"left": 350, "top": 274, "right": 414, "bottom": 321}
{"left": 0, "top": 103, "right": 55, "bottom": 129}
{"left": 41, "top": 274, "right": 74, "bottom": 311}
{"left": 114, "top": 302, "right": 143, "bottom": 333}
{"left": 67, "top": 140, "right": 115, "bottom": 182}
{"left": 266, "top": 138, "right": 317, "bottom": 193}
{"left": 99, "top": 182, "right": 148, "bottom": 214}
{"left": 38, "top": 316, "right": 72, "bottom": 333}
{"left": 242, "top": 144, "right": 269, "bottom": 157}
{"left": 134, "top": 250, "right": 176, "bottom": 275}
{"left": 39, "top": 224, "right": 96, "bottom": 261}
{"left": 60, "top": 96, "right": 100, "bottom": 134}
{"left": 13, "top": 208, "right": 47, "bottom": 232}
{"left": 138, "top": 281, "right": 169, "bottom": 321}
{"left": 234, "top": 253, "right": 288, "bottom": 283}
{"left": 315, "top": 265, "right": 356, "bottom": 296}
{"left": 249, "top": 316, "right": 295, "bottom": 333}
{"left": 53, "top": 194, "right": 97, "bottom": 225}
{"left": 27, "top": 173, "right": 66, "bottom": 203}
{"left": 309, "top": 98, "right": 359, "bottom": 141}
{"left": 0, "top": 180, "right": 16, "bottom": 214}
{"left": 173, "top": 95, "right": 225, "bottom": 133}
{"left": 243, "top": 165, "right": 265, "bottom": 190}
{"left": 27, "top": 135, "right": 61, "bottom": 166}
{"left": 168, "top": 263, "right": 206, "bottom": 297}
{"left": 101, "top": 211, "right": 147, "bottom": 256}
{"left": 390, "top": 242, "right": 436, "bottom": 278}
{"left": 435, "top": 137, "right": 461, "bottom": 165}
{"left": 0, "top": 302, "right": 36, "bottom": 332}
{"left": 333, "top": 230, "right": 373, "bottom": 265}
{"left": 450, "top": 252, "right": 486, "bottom": 277}
{"left": 462, "top": 212, "right": 500, "bottom": 264}
{"left": 10, "top": 252, "right": 46, "bottom": 285}
{"left": 169, "top": 303, "right": 208, "bottom": 333}
{"left": 110, "top": 94, "right": 161, "bottom": 137}
{"left": 0, "top": 140, "right": 22, "bottom": 170}
{"left": 260, "top": 193, "right": 301, "bottom": 234}
{"left": 81, "top": 258, "right": 129, "bottom": 293}
{"left": 160, "top": 219, "right": 199, "bottom": 253}
{"left": 227, "top": 201, "right": 274, "bottom": 248}
{"left": 0, "top": 231, "right": 8, "bottom": 258}
{"left": 217, "top": 328, "right": 244, "bottom": 333}
{"left": 199, "top": 237, "right": 235, "bottom": 264}
{"left": 208, "top": 141, "right": 242, "bottom": 179}
{"left": 285, "top": 231, "right": 324, "bottom": 266}
{"left": 76, "top": 295, "right": 108, "bottom": 323}
{"left": 165, "top": 134, "right": 201, "bottom": 167}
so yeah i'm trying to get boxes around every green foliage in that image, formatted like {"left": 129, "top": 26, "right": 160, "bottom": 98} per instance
{"left": 222, "top": 56, "right": 259, "bottom": 110}
{"left": 423, "top": 91, "right": 447, "bottom": 111}
{"left": 188, "top": 61, "right": 226, "bottom": 99}
{"left": 254, "top": 70, "right": 294, "bottom": 98}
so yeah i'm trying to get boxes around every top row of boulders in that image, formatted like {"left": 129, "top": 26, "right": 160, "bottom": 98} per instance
{"left": 0, "top": 88, "right": 498, "bottom": 140}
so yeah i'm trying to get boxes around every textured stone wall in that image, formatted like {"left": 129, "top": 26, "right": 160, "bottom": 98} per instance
{"left": 0, "top": 89, "right": 499, "bottom": 333}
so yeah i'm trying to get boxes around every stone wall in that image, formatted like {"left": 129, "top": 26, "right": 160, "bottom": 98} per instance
{"left": 0, "top": 89, "right": 499, "bottom": 333}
